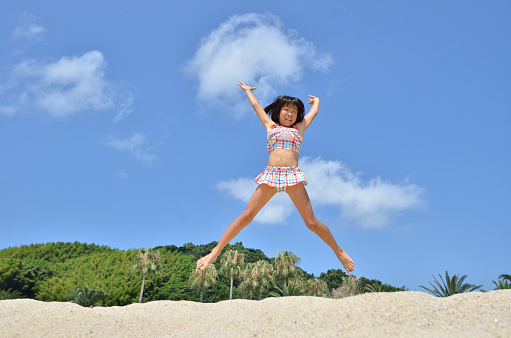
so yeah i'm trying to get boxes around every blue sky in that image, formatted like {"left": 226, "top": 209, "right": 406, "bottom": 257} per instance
{"left": 1, "top": 1, "right": 509, "bottom": 292}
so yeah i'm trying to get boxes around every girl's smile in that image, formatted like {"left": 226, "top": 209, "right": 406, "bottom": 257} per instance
{"left": 279, "top": 104, "right": 298, "bottom": 126}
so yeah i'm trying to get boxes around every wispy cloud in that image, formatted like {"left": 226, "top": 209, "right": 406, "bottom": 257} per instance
{"left": 215, "top": 157, "right": 426, "bottom": 229}
{"left": 185, "top": 12, "right": 333, "bottom": 113}
{"left": 12, "top": 14, "right": 46, "bottom": 41}
{"left": 113, "top": 91, "right": 135, "bottom": 123}
{"left": 0, "top": 50, "right": 134, "bottom": 120}
{"left": 117, "top": 170, "right": 128, "bottom": 179}
{"left": 104, "top": 133, "right": 158, "bottom": 166}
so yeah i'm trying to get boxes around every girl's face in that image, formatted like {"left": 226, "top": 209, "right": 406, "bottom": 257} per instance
{"left": 278, "top": 103, "right": 298, "bottom": 127}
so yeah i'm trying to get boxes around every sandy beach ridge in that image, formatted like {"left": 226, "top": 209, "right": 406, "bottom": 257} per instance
{"left": 1, "top": 290, "right": 509, "bottom": 337}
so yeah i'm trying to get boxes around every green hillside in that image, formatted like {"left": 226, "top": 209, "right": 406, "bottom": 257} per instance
{"left": 0, "top": 241, "right": 403, "bottom": 305}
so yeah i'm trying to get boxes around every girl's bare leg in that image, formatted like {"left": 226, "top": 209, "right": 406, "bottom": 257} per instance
{"left": 197, "top": 184, "right": 276, "bottom": 270}
{"left": 286, "top": 183, "right": 355, "bottom": 274}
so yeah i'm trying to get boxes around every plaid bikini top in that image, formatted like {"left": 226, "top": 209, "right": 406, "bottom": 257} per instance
{"left": 267, "top": 124, "right": 302, "bottom": 153}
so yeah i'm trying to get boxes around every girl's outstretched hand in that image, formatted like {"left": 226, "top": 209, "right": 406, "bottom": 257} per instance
{"left": 308, "top": 95, "right": 319, "bottom": 105}
{"left": 237, "top": 80, "right": 256, "bottom": 91}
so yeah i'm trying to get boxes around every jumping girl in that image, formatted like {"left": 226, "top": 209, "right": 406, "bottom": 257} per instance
{"left": 197, "top": 81, "right": 355, "bottom": 274}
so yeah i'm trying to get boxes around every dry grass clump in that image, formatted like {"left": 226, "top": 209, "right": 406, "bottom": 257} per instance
{"left": 330, "top": 276, "right": 360, "bottom": 299}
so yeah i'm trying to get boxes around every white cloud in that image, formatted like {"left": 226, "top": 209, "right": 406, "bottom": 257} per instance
{"left": 0, "top": 51, "right": 134, "bottom": 120}
{"left": 215, "top": 157, "right": 426, "bottom": 229}
{"left": 12, "top": 14, "right": 46, "bottom": 41}
{"left": 300, "top": 157, "right": 426, "bottom": 229}
{"left": 104, "top": 133, "right": 158, "bottom": 166}
{"left": 185, "top": 12, "right": 333, "bottom": 113}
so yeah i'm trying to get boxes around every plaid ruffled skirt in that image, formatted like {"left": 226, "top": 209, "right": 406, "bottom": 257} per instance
{"left": 254, "top": 166, "right": 308, "bottom": 192}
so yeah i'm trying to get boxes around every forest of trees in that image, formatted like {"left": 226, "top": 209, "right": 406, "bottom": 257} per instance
{"left": 0, "top": 241, "right": 405, "bottom": 305}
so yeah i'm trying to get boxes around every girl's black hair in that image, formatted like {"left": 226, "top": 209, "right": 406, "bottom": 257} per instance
{"left": 264, "top": 95, "right": 305, "bottom": 125}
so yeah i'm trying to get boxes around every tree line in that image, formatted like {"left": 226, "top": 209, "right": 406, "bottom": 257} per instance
{"left": 2, "top": 241, "right": 505, "bottom": 305}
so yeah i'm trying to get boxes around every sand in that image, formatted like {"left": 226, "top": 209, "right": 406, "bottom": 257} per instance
{"left": 1, "top": 290, "right": 509, "bottom": 337}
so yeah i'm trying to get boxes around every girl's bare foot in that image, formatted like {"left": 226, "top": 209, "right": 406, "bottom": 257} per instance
{"left": 197, "top": 252, "right": 218, "bottom": 270}
{"left": 336, "top": 249, "right": 355, "bottom": 274}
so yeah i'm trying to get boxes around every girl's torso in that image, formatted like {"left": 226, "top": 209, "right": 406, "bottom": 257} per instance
{"left": 266, "top": 125, "right": 303, "bottom": 167}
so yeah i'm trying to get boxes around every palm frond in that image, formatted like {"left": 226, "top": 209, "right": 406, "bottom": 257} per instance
{"left": 499, "top": 274, "right": 511, "bottom": 282}
{"left": 66, "top": 285, "right": 106, "bottom": 307}
{"left": 420, "top": 271, "right": 482, "bottom": 297}
{"left": 0, "top": 288, "right": 23, "bottom": 300}
{"left": 492, "top": 276, "right": 511, "bottom": 290}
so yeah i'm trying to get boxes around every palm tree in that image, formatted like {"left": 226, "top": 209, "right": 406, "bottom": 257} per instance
{"left": 239, "top": 262, "right": 259, "bottom": 300}
{"left": 364, "top": 283, "right": 392, "bottom": 293}
{"left": 239, "top": 260, "right": 273, "bottom": 300}
{"left": 254, "top": 260, "right": 273, "bottom": 300}
{"left": 219, "top": 249, "right": 245, "bottom": 300}
{"left": 0, "top": 288, "right": 23, "bottom": 300}
{"left": 306, "top": 278, "right": 328, "bottom": 296}
{"left": 274, "top": 250, "right": 301, "bottom": 287}
{"left": 420, "top": 271, "right": 483, "bottom": 297}
{"left": 492, "top": 274, "right": 511, "bottom": 290}
{"left": 131, "top": 248, "right": 162, "bottom": 303}
{"left": 66, "top": 286, "right": 106, "bottom": 307}
{"left": 269, "top": 280, "right": 306, "bottom": 297}
{"left": 189, "top": 264, "right": 217, "bottom": 302}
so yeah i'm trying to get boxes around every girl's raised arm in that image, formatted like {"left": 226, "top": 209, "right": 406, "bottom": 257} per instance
{"left": 297, "top": 95, "right": 320, "bottom": 133}
{"left": 237, "top": 81, "right": 273, "bottom": 130}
